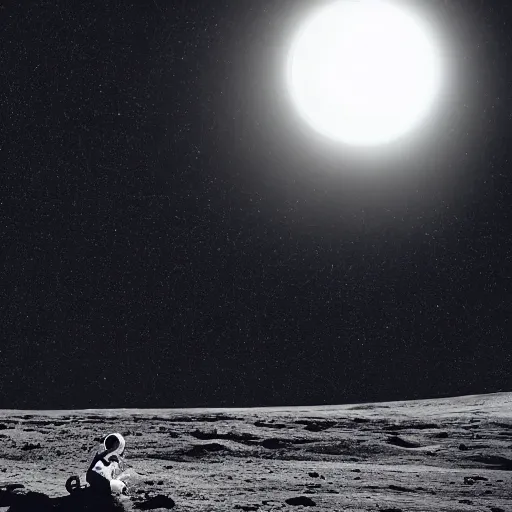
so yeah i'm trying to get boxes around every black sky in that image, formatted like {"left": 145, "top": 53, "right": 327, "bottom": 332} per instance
{"left": 1, "top": 0, "right": 511, "bottom": 409}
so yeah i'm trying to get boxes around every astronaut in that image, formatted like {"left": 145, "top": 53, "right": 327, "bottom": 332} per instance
{"left": 86, "top": 432, "right": 128, "bottom": 495}
{"left": 66, "top": 432, "right": 128, "bottom": 496}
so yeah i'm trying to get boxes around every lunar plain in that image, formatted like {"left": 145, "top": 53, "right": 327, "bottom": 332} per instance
{"left": 0, "top": 392, "right": 511, "bottom": 511}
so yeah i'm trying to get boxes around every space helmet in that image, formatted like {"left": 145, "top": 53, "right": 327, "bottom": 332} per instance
{"left": 103, "top": 432, "right": 126, "bottom": 457}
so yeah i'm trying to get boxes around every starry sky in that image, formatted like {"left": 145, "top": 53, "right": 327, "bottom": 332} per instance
{"left": 1, "top": 0, "right": 511, "bottom": 409}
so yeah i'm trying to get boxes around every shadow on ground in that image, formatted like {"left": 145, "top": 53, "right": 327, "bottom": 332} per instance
{"left": 0, "top": 487, "right": 175, "bottom": 511}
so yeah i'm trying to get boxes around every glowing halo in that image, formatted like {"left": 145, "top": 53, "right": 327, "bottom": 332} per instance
{"left": 287, "top": 0, "right": 442, "bottom": 146}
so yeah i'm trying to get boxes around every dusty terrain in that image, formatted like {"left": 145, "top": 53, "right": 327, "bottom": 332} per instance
{"left": 0, "top": 392, "right": 511, "bottom": 511}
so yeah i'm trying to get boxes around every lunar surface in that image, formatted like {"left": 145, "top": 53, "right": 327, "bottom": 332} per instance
{"left": 1, "top": 393, "right": 511, "bottom": 511}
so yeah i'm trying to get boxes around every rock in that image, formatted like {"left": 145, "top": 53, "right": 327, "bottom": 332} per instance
{"left": 459, "top": 499, "right": 473, "bottom": 504}
{"left": 285, "top": 496, "right": 316, "bottom": 507}
{"left": 463, "top": 476, "right": 488, "bottom": 485}
{"left": 134, "top": 494, "right": 176, "bottom": 510}
{"left": 458, "top": 443, "right": 469, "bottom": 451}
{"left": 351, "top": 469, "right": 361, "bottom": 473}
{"left": 308, "top": 472, "right": 319, "bottom": 478}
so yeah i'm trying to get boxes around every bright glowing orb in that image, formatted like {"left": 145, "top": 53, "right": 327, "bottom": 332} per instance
{"left": 287, "top": 0, "right": 442, "bottom": 146}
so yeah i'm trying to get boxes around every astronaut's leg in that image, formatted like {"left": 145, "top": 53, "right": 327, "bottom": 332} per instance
{"left": 86, "top": 470, "right": 111, "bottom": 495}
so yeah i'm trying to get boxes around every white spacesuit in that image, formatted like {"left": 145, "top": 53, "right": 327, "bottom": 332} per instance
{"left": 87, "top": 433, "right": 128, "bottom": 495}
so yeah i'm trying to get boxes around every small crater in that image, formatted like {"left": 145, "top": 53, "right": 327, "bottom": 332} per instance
{"left": 389, "top": 485, "right": 416, "bottom": 493}
{"left": 254, "top": 421, "right": 287, "bottom": 429}
{"left": 234, "top": 505, "right": 259, "bottom": 511}
{"left": 304, "top": 421, "right": 336, "bottom": 432}
{"left": 190, "top": 429, "right": 258, "bottom": 444}
{"left": 387, "top": 436, "right": 421, "bottom": 448}
{"left": 468, "top": 455, "right": 512, "bottom": 470}
{"left": 21, "top": 443, "right": 41, "bottom": 451}
{"left": 186, "top": 443, "right": 229, "bottom": 457}
{"left": 262, "top": 438, "right": 287, "bottom": 449}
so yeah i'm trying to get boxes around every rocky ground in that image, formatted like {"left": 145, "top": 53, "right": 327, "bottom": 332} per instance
{"left": 0, "top": 392, "right": 511, "bottom": 511}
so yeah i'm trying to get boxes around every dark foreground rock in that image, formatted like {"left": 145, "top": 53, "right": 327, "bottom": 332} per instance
{"left": 285, "top": 496, "right": 316, "bottom": 506}
{"left": 133, "top": 494, "right": 175, "bottom": 510}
